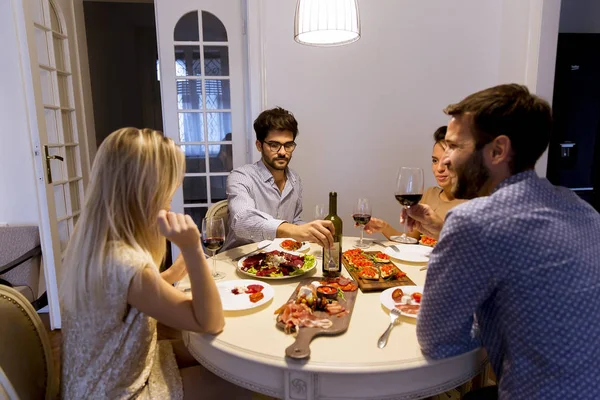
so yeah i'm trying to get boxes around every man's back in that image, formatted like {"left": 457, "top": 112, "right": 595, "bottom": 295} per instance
{"left": 418, "top": 170, "right": 600, "bottom": 399}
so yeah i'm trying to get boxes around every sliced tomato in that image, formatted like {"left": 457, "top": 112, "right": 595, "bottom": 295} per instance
{"left": 391, "top": 288, "right": 404, "bottom": 301}
{"left": 246, "top": 284, "right": 264, "bottom": 293}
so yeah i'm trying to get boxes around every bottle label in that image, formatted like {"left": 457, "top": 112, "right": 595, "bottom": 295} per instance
{"left": 323, "top": 242, "right": 341, "bottom": 272}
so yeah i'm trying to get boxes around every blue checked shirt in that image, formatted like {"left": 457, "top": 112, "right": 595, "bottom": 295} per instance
{"left": 417, "top": 170, "right": 600, "bottom": 399}
{"left": 222, "top": 160, "right": 304, "bottom": 251}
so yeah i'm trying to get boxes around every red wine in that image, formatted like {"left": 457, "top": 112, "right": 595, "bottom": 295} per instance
{"left": 203, "top": 237, "right": 224, "bottom": 251}
{"left": 395, "top": 194, "right": 422, "bottom": 207}
{"left": 352, "top": 213, "right": 372, "bottom": 226}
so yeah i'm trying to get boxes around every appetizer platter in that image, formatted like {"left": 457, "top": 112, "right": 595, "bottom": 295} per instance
{"left": 274, "top": 276, "right": 358, "bottom": 359}
{"left": 237, "top": 250, "right": 317, "bottom": 279}
{"left": 342, "top": 249, "right": 415, "bottom": 292}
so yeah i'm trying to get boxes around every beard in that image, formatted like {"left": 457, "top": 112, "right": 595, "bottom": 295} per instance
{"left": 451, "top": 149, "right": 490, "bottom": 200}
{"left": 262, "top": 154, "right": 290, "bottom": 171}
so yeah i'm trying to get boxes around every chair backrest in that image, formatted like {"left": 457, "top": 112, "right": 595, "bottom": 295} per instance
{"left": 205, "top": 200, "right": 229, "bottom": 236}
{"left": 0, "top": 285, "right": 58, "bottom": 400}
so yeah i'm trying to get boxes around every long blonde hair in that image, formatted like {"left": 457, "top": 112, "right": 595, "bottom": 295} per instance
{"left": 60, "top": 128, "right": 185, "bottom": 311}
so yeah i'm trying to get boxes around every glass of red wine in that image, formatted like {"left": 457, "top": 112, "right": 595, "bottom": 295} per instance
{"left": 202, "top": 216, "right": 226, "bottom": 280}
{"left": 394, "top": 167, "right": 424, "bottom": 244}
{"left": 352, "top": 198, "right": 372, "bottom": 248}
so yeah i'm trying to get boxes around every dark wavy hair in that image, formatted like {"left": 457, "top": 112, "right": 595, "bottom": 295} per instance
{"left": 253, "top": 107, "right": 299, "bottom": 142}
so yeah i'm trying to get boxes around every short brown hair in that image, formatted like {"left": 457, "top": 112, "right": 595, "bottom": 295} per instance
{"left": 253, "top": 107, "right": 299, "bottom": 142}
{"left": 444, "top": 84, "right": 552, "bottom": 173}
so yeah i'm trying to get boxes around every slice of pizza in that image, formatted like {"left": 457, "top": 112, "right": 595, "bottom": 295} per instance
{"left": 380, "top": 263, "right": 399, "bottom": 279}
{"left": 358, "top": 266, "right": 380, "bottom": 280}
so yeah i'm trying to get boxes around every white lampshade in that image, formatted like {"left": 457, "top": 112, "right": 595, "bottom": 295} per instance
{"left": 294, "top": 0, "right": 361, "bottom": 47}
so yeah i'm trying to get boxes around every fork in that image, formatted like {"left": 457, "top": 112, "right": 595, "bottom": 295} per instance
{"left": 377, "top": 308, "right": 402, "bottom": 348}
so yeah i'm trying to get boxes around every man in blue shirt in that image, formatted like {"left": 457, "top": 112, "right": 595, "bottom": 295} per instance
{"left": 407, "top": 84, "right": 600, "bottom": 399}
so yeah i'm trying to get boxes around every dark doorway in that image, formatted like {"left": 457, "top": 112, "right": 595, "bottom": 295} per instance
{"left": 83, "top": 1, "right": 163, "bottom": 146}
{"left": 83, "top": 1, "right": 171, "bottom": 267}
{"left": 548, "top": 33, "right": 600, "bottom": 211}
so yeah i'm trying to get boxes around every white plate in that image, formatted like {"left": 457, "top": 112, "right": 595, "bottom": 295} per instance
{"left": 237, "top": 251, "right": 317, "bottom": 280}
{"left": 265, "top": 238, "right": 310, "bottom": 253}
{"left": 380, "top": 285, "right": 424, "bottom": 318}
{"left": 383, "top": 244, "right": 431, "bottom": 263}
{"left": 216, "top": 279, "right": 274, "bottom": 311}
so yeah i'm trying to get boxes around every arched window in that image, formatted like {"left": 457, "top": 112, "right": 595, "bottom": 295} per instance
{"left": 32, "top": 0, "right": 84, "bottom": 253}
{"left": 173, "top": 10, "right": 233, "bottom": 224}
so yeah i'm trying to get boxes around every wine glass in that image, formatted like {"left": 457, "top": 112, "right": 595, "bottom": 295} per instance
{"left": 202, "top": 216, "right": 226, "bottom": 280}
{"left": 352, "top": 198, "right": 372, "bottom": 248}
{"left": 394, "top": 167, "right": 424, "bottom": 244}
{"left": 314, "top": 204, "right": 327, "bottom": 220}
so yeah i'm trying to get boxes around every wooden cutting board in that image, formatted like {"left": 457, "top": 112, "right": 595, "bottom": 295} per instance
{"left": 342, "top": 251, "right": 415, "bottom": 293}
{"left": 276, "top": 277, "right": 358, "bottom": 360}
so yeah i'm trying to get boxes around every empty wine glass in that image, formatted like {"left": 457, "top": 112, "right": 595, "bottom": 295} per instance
{"left": 202, "top": 216, "right": 226, "bottom": 280}
{"left": 394, "top": 167, "right": 424, "bottom": 244}
{"left": 315, "top": 204, "right": 327, "bottom": 220}
{"left": 352, "top": 198, "right": 372, "bottom": 248}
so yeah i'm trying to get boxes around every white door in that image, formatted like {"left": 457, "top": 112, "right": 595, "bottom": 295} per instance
{"left": 16, "top": 0, "right": 91, "bottom": 329}
{"left": 154, "top": 0, "right": 247, "bottom": 230}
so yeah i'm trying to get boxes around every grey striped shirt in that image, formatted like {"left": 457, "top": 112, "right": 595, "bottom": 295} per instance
{"left": 222, "top": 160, "right": 304, "bottom": 251}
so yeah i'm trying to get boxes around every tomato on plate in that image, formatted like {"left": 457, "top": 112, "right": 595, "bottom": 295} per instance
{"left": 249, "top": 292, "right": 265, "bottom": 303}
{"left": 411, "top": 292, "right": 422, "bottom": 303}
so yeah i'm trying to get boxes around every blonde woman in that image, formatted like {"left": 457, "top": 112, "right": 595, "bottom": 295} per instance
{"left": 60, "top": 128, "right": 252, "bottom": 399}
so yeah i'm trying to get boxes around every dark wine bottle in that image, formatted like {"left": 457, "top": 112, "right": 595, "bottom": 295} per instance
{"left": 322, "top": 192, "right": 343, "bottom": 276}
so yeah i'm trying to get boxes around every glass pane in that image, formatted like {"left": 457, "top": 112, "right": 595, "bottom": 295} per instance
{"left": 69, "top": 181, "right": 80, "bottom": 212}
{"left": 32, "top": 0, "right": 44, "bottom": 25}
{"left": 178, "top": 113, "right": 204, "bottom": 142}
{"left": 53, "top": 184, "right": 66, "bottom": 219}
{"left": 202, "top": 11, "right": 227, "bottom": 42}
{"left": 183, "top": 176, "right": 207, "bottom": 204}
{"left": 174, "top": 11, "right": 199, "bottom": 41}
{"left": 205, "top": 80, "right": 231, "bottom": 109}
{"left": 177, "top": 80, "right": 202, "bottom": 109}
{"left": 36, "top": 28, "right": 50, "bottom": 66}
{"left": 57, "top": 75, "right": 70, "bottom": 107}
{"left": 182, "top": 145, "right": 206, "bottom": 173}
{"left": 209, "top": 144, "right": 232, "bottom": 172}
{"left": 49, "top": 147, "right": 64, "bottom": 181}
{"left": 184, "top": 207, "right": 208, "bottom": 226}
{"left": 61, "top": 111, "right": 74, "bottom": 142}
{"left": 45, "top": 109, "right": 59, "bottom": 143}
{"left": 65, "top": 147, "right": 80, "bottom": 178}
{"left": 206, "top": 113, "right": 231, "bottom": 141}
{"left": 204, "top": 46, "right": 229, "bottom": 76}
{"left": 40, "top": 69, "right": 55, "bottom": 105}
{"left": 175, "top": 46, "right": 201, "bottom": 76}
{"left": 210, "top": 176, "right": 227, "bottom": 201}
{"left": 57, "top": 220, "right": 69, "bottom": 252}
{"left": 53, "top": 37, "right": 66, "bottom": 71}
{"left": 50, "top": 3, "right": 61, "bottom": 32}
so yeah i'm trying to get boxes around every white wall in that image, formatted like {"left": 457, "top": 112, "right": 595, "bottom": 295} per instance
{"left": 248, "top": 0, "right": 561, "bottom": 236}
{"left": 0, "top": 1, "right": 39, "bottom": 225}
{"left": 559, "top": 0, "right": 600, "bottom": 33}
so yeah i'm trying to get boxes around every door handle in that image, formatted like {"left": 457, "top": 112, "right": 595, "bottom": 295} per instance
{"left": 43, "top": 145, "right": 64, "bottom": 184}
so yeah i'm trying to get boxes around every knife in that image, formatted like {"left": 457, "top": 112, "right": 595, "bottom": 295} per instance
{"left": 232, "top": 241, "right": 271, "bottom": 262}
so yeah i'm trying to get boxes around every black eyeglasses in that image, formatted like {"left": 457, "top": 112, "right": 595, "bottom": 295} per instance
{"left": 263, "top": 141, "right": 297, "bottom": 153}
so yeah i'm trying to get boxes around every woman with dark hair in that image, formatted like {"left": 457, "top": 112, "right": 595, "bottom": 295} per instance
{"left": 364, "top": 126, "right": 466, "bottom": 241}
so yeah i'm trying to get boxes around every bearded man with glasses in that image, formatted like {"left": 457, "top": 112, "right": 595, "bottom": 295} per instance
{"left": 222, "top": 107, "right": 334, "bottom": 251}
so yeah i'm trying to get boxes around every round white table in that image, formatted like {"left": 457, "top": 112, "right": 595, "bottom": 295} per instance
{"left": 181, "top": 237, "right": 487, "bottom": 400}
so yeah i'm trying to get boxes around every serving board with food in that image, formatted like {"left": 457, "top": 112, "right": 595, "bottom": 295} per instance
{"left": 237, "top": 250, "right": 316, "bottom": 279}
{"left": 274, "top": 276, "right": 358, "bottom": 359}
{"left": 342, "top": 249, "right": 415, "bottom": 292}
